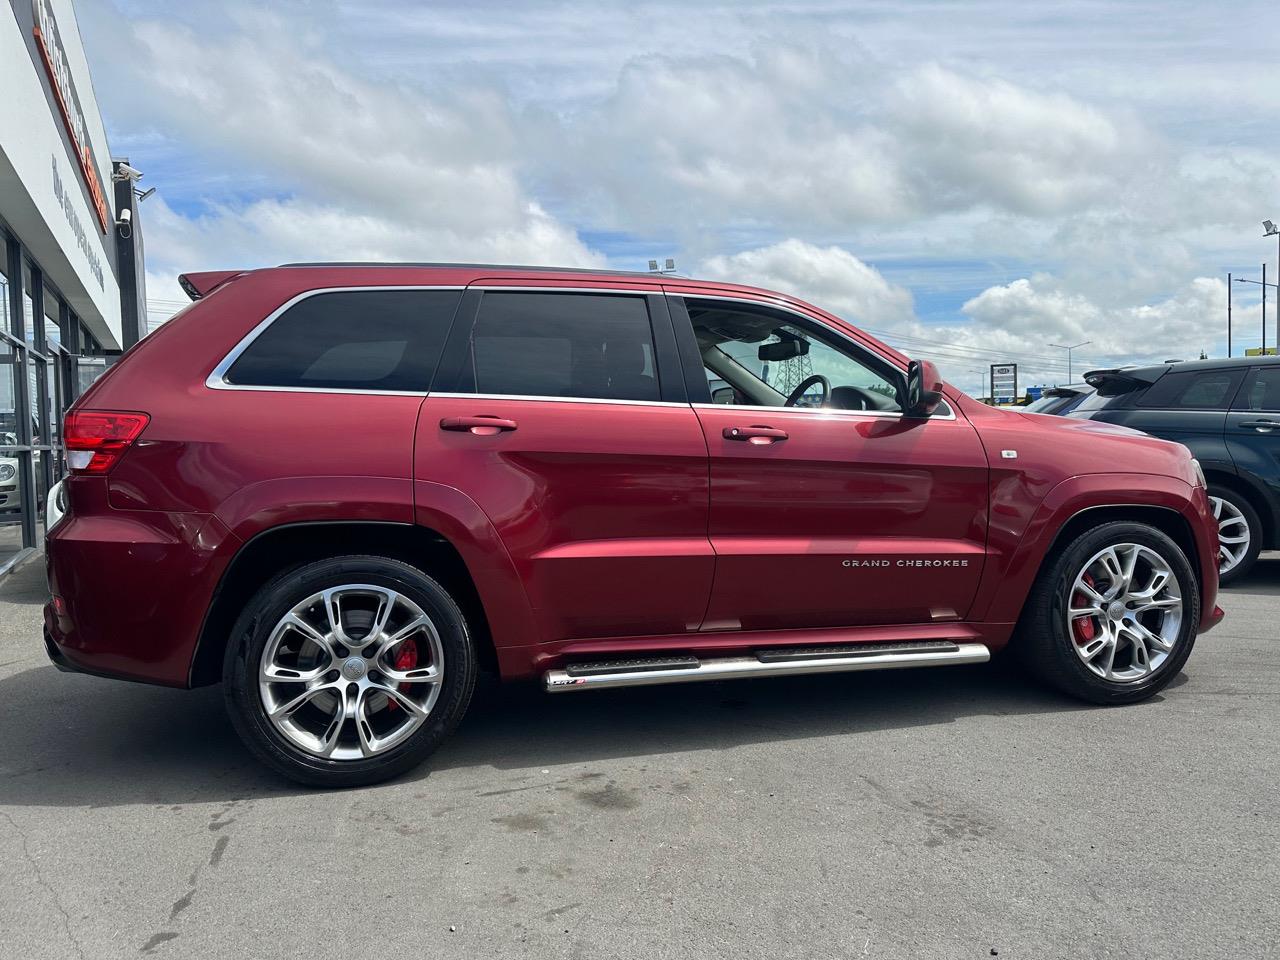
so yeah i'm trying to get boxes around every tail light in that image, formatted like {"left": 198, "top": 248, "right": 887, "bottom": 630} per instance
{"left": 64, "top": 411, "right": 150, "bottom": 474}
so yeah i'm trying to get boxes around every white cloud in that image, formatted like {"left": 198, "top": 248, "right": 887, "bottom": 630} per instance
{"left": 700, "top": 240, "right": 915, "bottom": 327}
{"left": 97, "top": 11, "right": 602, "bottom": 303}
{"left": 78, "top": 1, "right": 1279, "bottom": 362}
{"left": 695, "top": 239, "right": 1228, "bottom": 397}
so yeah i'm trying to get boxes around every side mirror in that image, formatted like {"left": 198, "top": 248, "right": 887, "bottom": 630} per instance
{"left": 904, "top": 359, "right": 944, "bottom": 418}
{"left": 711, "top": 386, "right": 736, "bottom": 405}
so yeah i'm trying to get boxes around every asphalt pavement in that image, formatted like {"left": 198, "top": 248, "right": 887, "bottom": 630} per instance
{"left": 1, "top": 555, "right": 1276, "bottom": 959}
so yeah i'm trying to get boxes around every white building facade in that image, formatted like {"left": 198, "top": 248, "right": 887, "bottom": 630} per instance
{"left": 1, "top": 0, "right": 140, "bottom": 567}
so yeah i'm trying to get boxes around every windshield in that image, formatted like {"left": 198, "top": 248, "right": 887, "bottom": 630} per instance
{"left": 1072, "top": 389, "right": 1121, "bottom": 412}
{"left": 1022, "top": 394, "right": 1064, "bottom": 413}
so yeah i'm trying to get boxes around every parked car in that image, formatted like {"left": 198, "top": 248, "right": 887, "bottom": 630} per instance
{"left": 1022, "top": 383, "right": 1095, "bottom": 416}
{"left": 44, "top": 263, "right": 1222, "bottom": 787}
{"left": 1073, "top": 356, "right": 1280, "bottom": 584}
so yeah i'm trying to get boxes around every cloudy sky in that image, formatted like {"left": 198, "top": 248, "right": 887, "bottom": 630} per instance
{"left": 77, "top": 0, "right": 1280, "bottom": 396}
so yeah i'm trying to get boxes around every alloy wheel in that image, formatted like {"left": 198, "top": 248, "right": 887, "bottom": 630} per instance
{"left": 258, "top": 584, "right": 444, "bottom": 760}
{"left": 1207, "top": 495, "right": 1250, "bottom": 576}
{"left": 1066, "top": 543, "right": 1183, "bottom": 683}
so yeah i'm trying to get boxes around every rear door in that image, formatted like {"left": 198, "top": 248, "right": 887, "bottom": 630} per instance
{"left": 416, "top": 284, "right": 713, "bottom": 644}
{"left": 1226, "top": 365, "right": 1280, "bottom": 533}
{"left": 668, "top": 293, "right": 990, "bottom": 632}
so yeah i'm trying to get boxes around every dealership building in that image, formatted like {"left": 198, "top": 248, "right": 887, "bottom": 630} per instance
{"left": 1, "top": 0, "right": 146, "bottom": 570}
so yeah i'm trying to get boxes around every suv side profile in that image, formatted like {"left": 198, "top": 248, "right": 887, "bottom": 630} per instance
{"left": 45, "top": 264, "right": 1223, "bottom": 787}
{"left": 1072, "top": 357, "right": 1280, "bottom": 583}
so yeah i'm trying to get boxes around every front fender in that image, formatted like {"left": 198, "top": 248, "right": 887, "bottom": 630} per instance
{"left": 973, "top": 472, "right": 1214, "bottom": 628}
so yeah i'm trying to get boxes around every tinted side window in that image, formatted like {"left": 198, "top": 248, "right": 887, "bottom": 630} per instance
{"left": 1235, "top": 368, "right": 1280, "bottom": 411}
{"left": 227, "top": 289, "right": 461, "bottom": 391}
{"left": 464, "top": 293, "right": 658, "bottom": 402}
{"left": 1137, "top": 370, "right": 1243, "bottom": 410}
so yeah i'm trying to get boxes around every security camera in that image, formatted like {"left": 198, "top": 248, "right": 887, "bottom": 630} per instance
{"left": 113, "top": 162, "right": 144, "bottom": 182}
{"left": 117, "top": 207, "right": 132, "bottom": 239}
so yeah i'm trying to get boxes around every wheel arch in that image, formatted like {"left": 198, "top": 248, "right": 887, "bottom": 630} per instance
{"left": 189, "top": 521, "right": 496, "bottom": 687}
{"left": 1004, "top": 503, "right": 1202, "bottom": 634}
{"left": 975, "top": 471, "right": 1215, "bottom": 631}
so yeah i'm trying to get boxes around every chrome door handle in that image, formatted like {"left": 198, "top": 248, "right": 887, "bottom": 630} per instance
{"left": 440, "top": 416, "right": 518, "bottom": 436}
{"left": 1239, "top": 419, "right": 1279, "bottom": 432}
{"left": 723, "top": 425, "right": 788, "bottom": 444}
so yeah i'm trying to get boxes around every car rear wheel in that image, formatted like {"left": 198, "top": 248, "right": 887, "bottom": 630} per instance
{"left": 1016, "top": 521, "right": 1199, "bottom": 705}
{"left": 224, "top": 555, "right": 477, "bottom": 788}
{"left": 1206, "top": 486, "right": 1261, "bottom": 585}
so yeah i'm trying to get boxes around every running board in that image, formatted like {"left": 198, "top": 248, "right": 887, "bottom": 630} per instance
{"left": 544, "top": 640, "right": 990, "bottom": 692}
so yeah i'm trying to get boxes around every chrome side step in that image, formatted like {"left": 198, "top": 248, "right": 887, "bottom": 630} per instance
{"left": 544, "top": 640, "right": 990, "bottom": 692}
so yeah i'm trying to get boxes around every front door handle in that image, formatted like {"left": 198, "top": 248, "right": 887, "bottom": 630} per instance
{"left": 723, "top": 425, "right": 788, "bottom": 444}
{"left": 1239, "top": 419, "right": 1279, "bottom": 432}
{"left": 440, "top": 416, "right": 518, "bottom": 436}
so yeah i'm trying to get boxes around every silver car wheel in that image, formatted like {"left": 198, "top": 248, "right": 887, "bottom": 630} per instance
{"left": 1208, "top": 495, "right": 1250, "bottom": 576}
{"left": 258, "top": 584, "right": 444, "bottom": 760}
{"left": 1066, "top": 543, "right": 1183, "bottom": 683}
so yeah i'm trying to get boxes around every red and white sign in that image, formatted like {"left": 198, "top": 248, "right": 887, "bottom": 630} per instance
{"left": 31, "top": 0, "right": 110, "bottom": 233}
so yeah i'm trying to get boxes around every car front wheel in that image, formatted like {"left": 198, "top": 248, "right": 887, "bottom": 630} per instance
{"left": 224, "top": 555, "right": 477, "bottom": 788}
{"left": 1206, "top": 486, "right": 1261, "bottom": 585}
{"left": 1017, "top": 521, "right": 1199, "bottom": 705}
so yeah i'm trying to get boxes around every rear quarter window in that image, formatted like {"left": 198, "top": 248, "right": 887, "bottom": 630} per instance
{"left": 1136, "top": 369, "right": 1244, "bottom": 410}
{"left": 225, "top": 289, "right": 462, "bottom": 391}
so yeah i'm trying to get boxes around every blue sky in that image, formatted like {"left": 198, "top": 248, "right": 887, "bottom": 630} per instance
{"left": 75, "top": 0, "right": 1280, "bottom": 394}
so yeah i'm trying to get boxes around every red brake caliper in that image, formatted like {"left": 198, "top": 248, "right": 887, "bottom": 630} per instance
{"left": 1072, "top": 573, "right": 1098, "bottom": 646}
{"left": 386, "top": 641, "right": 418, "bottom": 711}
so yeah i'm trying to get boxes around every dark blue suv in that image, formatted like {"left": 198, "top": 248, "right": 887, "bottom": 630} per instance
{"left": 1071, "top": 357, "right": 1280, "bottom": 583}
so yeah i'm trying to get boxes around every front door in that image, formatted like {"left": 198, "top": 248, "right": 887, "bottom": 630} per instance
{"left": 671, "top": 295, "right": 989, "bottom": 632}
{"left": 417, "top": 287, "right": 713, "bottom": 644}
{"left": 1226, "top": 364, "right": 1280, "bottom": 531}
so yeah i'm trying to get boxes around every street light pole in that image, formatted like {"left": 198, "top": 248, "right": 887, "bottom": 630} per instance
{"left": 1232, "top": 274, "right": 1279, "bottom": 355}
{"left": 1266, "top": 220, "right": 1280, "bottom": 351}
{"left": 1048, "top": 340, "right": 1092, "bottom": 382}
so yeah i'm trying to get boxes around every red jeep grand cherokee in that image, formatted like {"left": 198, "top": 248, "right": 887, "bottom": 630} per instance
{"left": 44, "top": 263, "right": 1223, "bottom": 787}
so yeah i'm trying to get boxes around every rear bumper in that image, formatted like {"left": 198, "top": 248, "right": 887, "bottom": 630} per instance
{"left": 44, "top": 479, "right": 240, "bottom": 687}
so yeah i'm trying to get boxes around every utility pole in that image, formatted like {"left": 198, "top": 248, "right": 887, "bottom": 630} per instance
{"left": 1227, "top": 272, "right": 1232, "bottom": 357}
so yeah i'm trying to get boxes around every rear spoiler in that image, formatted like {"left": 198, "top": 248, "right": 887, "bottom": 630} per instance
{"left": 178, "top": 270, "right": 246, "bottom": 301}
{"left": 1082, "top": 366, "right": 1165, "bottom": 397}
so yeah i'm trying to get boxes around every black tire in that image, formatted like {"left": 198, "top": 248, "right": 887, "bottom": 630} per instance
{"left": 223, "top": 555, "right": 477, "bottom": 788}
{"left": 1015, "top": 521, "right": 1199, "bottom": 705}
{"left": 1207, "top": 485, "right": 1262, "bottom": 586}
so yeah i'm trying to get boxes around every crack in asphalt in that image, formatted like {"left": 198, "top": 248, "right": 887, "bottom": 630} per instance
{"left": 1, "top": 811, "right": 87, "bottom": 960}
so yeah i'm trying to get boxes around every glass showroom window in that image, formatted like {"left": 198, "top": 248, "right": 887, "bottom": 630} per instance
{"left": 0, "top": 227, "right": 111, "bottom": 570}
{"left": 0, "top": 234, "right": 29, "bottom": 568}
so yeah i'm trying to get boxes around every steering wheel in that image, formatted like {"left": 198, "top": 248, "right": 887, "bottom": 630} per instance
{"left": 785, "top": 374, "right": 831, "bottom": 407}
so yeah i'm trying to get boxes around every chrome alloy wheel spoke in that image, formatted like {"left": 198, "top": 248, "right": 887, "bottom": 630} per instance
{"left": 258, "top": 584, "right": 445, "bottom": 760}
{"left": 1208, "top": 496, "right": 1250, "bottom": 575}
{"left": 1066, "top": 543, "right": 1183, "bottom": 683}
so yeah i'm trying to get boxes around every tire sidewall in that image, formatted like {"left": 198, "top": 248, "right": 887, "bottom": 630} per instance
{"left": 1043, "top": 523, "right": 1199, "bottom": 704}
{"left": 223, "top": 556, "right": 476, "bottom": 787}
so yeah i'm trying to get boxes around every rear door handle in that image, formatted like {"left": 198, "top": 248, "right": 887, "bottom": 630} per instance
{"left": 723, "top": 425, "right": 788, "bottom": 444}
{"left": 440, "top": 416, "right": 518, "bottom": 436}
{"left": 1239, "top": 419, "right": 1279, "bottom": 431}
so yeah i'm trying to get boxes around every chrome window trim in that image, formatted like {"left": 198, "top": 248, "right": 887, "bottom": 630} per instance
{"left": 205, "top": 285, "right": 467, "bottom": 395}
{"left": 692, "top": 401, "right": 956, "bottom": 422}
{"left": 429, "top": 392, "right": 687, "bottom": 409}
{"left": 205, "top": 283, "right": 961, "bottom": 418}
{"left": 467, "top": 285, "right": 664, "bottom": 294}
